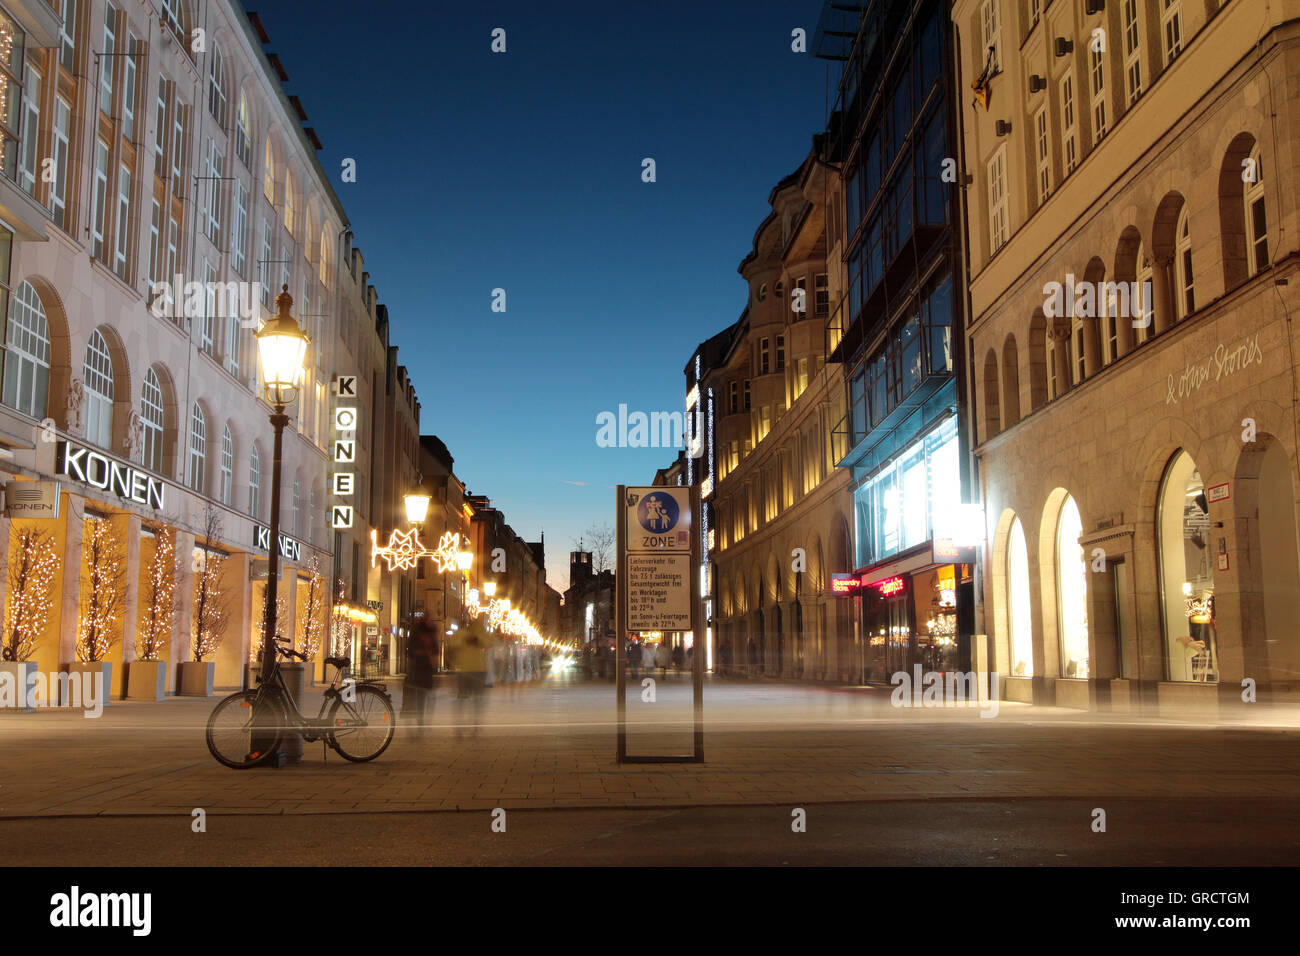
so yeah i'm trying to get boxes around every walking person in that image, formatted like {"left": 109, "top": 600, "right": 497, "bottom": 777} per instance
{"left": 672, "top": 642, "right": 685, "bottom": 674}
{"left": 452, "top": 616, "right": 489, "bottom": 739}
{"left": 401, "top": 614, "right": 439, "bottom": 739}
{"left": 628, "top": 638, "right": 642, "bottom": 680}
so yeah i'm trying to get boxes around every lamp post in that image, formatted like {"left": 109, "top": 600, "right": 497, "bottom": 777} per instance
{"left": 255, "top": 285, "right": 309, "bottom": 683}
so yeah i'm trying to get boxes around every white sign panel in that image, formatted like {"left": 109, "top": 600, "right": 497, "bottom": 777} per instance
{"left": 627, "top": 552, "right": 691, "bottom": 630}
{"left": 624, "top": 486, "right": 691, "bottom": 552}
{"left": 4, "top": 480, "right": 60, "bottom": 518}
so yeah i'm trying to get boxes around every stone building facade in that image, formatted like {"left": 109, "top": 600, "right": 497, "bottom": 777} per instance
{"left": 953, "top": 0, "right": 1300, "bottom": 709}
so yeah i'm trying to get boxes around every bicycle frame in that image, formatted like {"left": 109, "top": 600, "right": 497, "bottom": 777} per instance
{"left": 252, "top": 652, "right": 388, "bottom": 743}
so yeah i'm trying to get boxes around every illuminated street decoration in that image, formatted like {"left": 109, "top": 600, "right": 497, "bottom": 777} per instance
{"left": 370, "top": 527, "right": 429, "bottom": 572}
{"left": 431, "top": 531, "right": 462, "bottom": 574}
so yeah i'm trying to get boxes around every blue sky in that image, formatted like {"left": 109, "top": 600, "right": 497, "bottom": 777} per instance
{"left": 255, "top": 1, "right": 834, "bottom": 590}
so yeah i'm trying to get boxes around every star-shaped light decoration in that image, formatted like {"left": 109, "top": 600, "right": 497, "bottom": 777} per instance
{"left": 431, "top": 531, "right": 462, "bottom": 574}
{"left": 371, "top": 527, "right": 430, "bottom": 572}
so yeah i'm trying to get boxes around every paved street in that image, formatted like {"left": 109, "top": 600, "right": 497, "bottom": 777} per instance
{"left": 2, "top": 675, "right": 1299, "bottom": 865}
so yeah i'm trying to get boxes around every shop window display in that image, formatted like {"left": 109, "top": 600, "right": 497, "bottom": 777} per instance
{"left": 1158, "top": 451, "right": 1217, "bottom": 682}
{"left": 1056, "top": 496, "right": 1089, "bottom": 678}
{"left": 1007, "top": 517, "right": 1033, "bottom": 677}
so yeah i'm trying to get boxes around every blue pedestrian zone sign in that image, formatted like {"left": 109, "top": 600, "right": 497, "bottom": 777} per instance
{"left": 637, "top": 492, "right": 679, "bottom": 534}
{"left": 624, "top": 486, "right": 691, "bottom": 552}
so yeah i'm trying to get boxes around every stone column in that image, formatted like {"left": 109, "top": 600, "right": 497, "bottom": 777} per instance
{"left": 219, "top": 549, "right": 252, "bottom": 690}
{"left": 1116, "top": 301, "right": 1135, "bottom": 357}
{"left": 1048, "top": 323, "right": 1072, "bottom": 396}
{"left": 1082, "top": 317, "right": 1101, "bottom": 378}
{"left": 58, "top": 495, "right": 85, "bottom": 667}
{"left": 118, "top": 513, "right": 142, "bottom": 699}
{"left": 172, "top": 530, "right": 196, "bottom": 694}
{"left": 1152, "top": 255, "right": 1175, "bottom": 334}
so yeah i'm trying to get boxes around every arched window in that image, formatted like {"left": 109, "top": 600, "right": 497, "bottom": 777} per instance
{"left": 1056, "top": 495, "right": 1088, "bottom": 678}
{"left": 3, "top": 281, "right": 51, "bottom": 418}
{"left": 141, "top": 368, "right": 165, "bottom": 473}
{"left": 318, "top": 224, "right": 331, "bottom": 288}
{"left": 247, "top": 443, "right": 261, "bottom": 518}
{"left": 1244, "top": 145, "right": 1269, "bottom": 276}
{"left": 283, "top": 170, "right": 296, "bottom": 236}
{"left": 82, "top": 329, "right": 114, "bottom": 448}
{"left": 234, "top": 92, "right": 251, "bottom": 167}
{"left": 219, "top": 424, "right": 233, "bottom": 505}
{"left": 1007, "top": 517, "right": 1033, "bottom": 677}
{"left": 1158, "top": 451, "right": 1217, "bottom": 682}
{"left": 160, "top": 0, "right": 188, "bottom": 41}
{"left": 207, "top": 43, "right": 228, "bottom": 127}
{"left": 1174, "top": 206, "right": 1194, "bottom": 319}
{"left": 188, "top": 402, "right": 206, "bottom": 494}
{"left": 262, "top": 138, "right": 275, "bottom": 202}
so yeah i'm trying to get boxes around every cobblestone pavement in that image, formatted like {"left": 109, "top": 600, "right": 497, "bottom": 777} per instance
{"left": 2, "top": 674, "right": 1298, "bottom": 820}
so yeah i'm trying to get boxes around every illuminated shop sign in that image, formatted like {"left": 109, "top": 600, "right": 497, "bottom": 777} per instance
{"left": 254, "top": 524, "right": 302, "bottom": 563}
{"left": 932, "top": 538, "right": 977, "bottom": 564}
{"left": 873, "top": 576, "right": 906, "bottom": 597}
{"left": 55, "top": 441, "right": 165, "bottom": 509}
{"left": 331, "top": 375, "right": 357, "bottom": 528}
{"left": 830, "top": 572, "right": 863, "bottom": 596}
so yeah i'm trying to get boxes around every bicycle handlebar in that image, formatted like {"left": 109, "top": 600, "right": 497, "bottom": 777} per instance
{"left": 275, "top": 643, "right": 307, "bottom": 661}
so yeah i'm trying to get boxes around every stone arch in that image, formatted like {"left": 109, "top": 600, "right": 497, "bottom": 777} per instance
{"left": 1233, "top": 431, "right": 1300, "bottom": 683}
{"left": 1113, "top": 225, "right": 1142, "bottom": 357}
{"left": 989, "top": 507, "right": 1017, "bottom": 676}
{"left": 1218, "top": 131, "right": 1259, "bottom": 291}
{"left": 1001, "top": 333, "right": 1021, "bottom": 426}
{"left": 1036, "top": 486, "right": 1077, "bottom": 680}
{"left": 188, "top": 397, "right": 216, "bottom": 496}
{"left": 1080, "top": 256, "right": 1105, "bottom": 375}
{"left": 1028, "top": 308, "right": 1048, "bottom": 410}
{"left": 145, "top": 362, "right": 181, "bottom": 479}
{"left": 15, "top": 275, "right": 72, "bottom": 425}
{"left": 982, "top": 348, "right": 1001, "bottom": 441}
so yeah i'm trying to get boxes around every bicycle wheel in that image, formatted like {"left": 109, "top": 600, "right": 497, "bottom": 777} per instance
{"left": 328, "top": 685, "right": 395, "bottom": 762}
{"left": 206, "top": 690, "right": 284, "bottom": 769}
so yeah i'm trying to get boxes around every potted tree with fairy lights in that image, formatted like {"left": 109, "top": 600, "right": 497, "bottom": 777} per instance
{"left": 1, "top": 526, "right": 60, "bottom": 711}
{"left": 71, "top": 515, "right": 126, "bottom": 707}
{"left": 184, "top": 508, "right": 230, "bottom": 696}
{"left": 128, "top": 525, "right": 177, "bottom": 701}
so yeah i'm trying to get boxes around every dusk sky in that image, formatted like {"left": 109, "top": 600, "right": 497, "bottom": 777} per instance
{"left": 254, "top": 1, "right": 833, "bottom": 591}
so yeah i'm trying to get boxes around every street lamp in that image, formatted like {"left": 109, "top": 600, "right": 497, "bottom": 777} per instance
{"left": 255, "top": 285, "right": 309, "bottom": 681}
{"left": 483, "top": 581, "right": 497, "bottom": 598}
{"left": 404, "top": 492, "right": 431, "bottom": 525}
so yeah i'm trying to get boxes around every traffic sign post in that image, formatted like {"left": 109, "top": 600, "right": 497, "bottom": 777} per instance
{"left": 616, "top": 484, "right": 703, "bottom": 763}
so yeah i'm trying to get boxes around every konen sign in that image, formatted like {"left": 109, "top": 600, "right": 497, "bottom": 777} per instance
{"left": 55, "top": 441, "right": 165, "bottom": 509}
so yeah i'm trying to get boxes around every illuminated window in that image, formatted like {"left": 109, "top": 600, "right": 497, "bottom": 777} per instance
{"left": 1007, "top": 517, "right": 1033, "bottom": 676}
{"left": 141, "top": 369, "right": 164, "bottom": 472}
{"left": 1174, "top": 206, "right": 1194, "bottom": 319}
{"left": 82, "top": 329, "right": 114, "bottom": 449}
{"left": 1244, "top": 146, "right": 1269, "bottom": 275}
{"left": 1055, "top": 495, "right": 1089, "bottom": 678}
{"left": 1158, "top": 451, "right": 1217, "bottom": 682}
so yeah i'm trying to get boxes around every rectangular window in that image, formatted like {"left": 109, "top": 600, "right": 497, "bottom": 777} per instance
{"left": 987, "top": 145, "right": 1008, "bottom": 252}
{"left": 199, "top": 259, "right": 215, "bottom": 355}
{"left": 759, "top": 338, "right": 770, "bottom": 375}
{"left": 114, "top": 164, "right": 131, "bottom": 279}
{"left": 147, "top": 198, "right": 161, "bottom": 288}
{"left": 814, "top": 273, "right": 829, "bottom": 317}
{"left": 259, "top": 220, "right": 272, "bottom": 305}
{"left": 743, "top": 380, "right": 751, "bottom": 411}
{"left": 232, "top": 179, "right": 247, "bottom": 275}
{"left": 729, "top": 381, "right": 738, "bottom": 414}
{"left": 1090, "top": 48, "right": 1107, "bottom": 145}
{"left": 166, "top": 213, "right": 179, "bottom": 300}
{"left": 154, "top": 77, "right": 167, "bottom": 169}
{"left": 203, "top": 140, "right": 224, "bottom": 246}
{"left": 796, "top": 357, "right": 809, "bottom": 399}
{"left": 91, "top": 139, "right": 109, "bottom": 260}
{"left": 171, "top": 96, "right": 186, "bottom": 195}
{"left": 123, "top": 34, "right": 138, "bottom": 141}
{"left": 980, "top": 0, "right": 1001, "bottom": 73}
{"left": 50, "top": 97, "right": 71, "bottom": 230}
{"left": 1123, "top": 0, "right": 1143, "bottom": 104}
{"left": 775, "top": 334, "right": 785, "bottom": 372}
{"left": 1161, "top": 0, "right": 1183, "bottom": 66}
{"left": 18, "top": 66, "right": 40, "bottom": 196}
{"left": 1060, "top": 72, "right": 1077, "bottom": 174}
{"left": 1074, "top": 326, "right": 1085, "bottom": 383}
{"left": 1034, "top": 107, "right": 1051, "bottom": 205}
{"left": 225, "top": 311, "right": 240, "bottom": 377}
{"left": 99, "top": 4, "right": 116, "bottom": 116}
{"left": 59, "top": 0, "right": 77, "bottom": 71}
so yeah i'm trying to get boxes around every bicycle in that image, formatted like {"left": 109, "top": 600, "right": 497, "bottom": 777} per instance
{"left": 205, "top": 637, "right": 395, "bottom": 768}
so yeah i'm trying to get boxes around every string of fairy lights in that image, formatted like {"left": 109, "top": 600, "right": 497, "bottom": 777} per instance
{"left": 138, "top": 529, "right": 176, "bottom": 661}
{"left": 2, "top": 529, "right": 60, "bottom": 663}
{"left": 76, "top": 517, "right": 125, "bottom": 664}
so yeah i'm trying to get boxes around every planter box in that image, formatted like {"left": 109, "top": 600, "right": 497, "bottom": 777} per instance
{"left": 177, "top": 661, "right": 215, "bottom": 697}
{"left": 0, "top": 660, "right": 36, "bottom": 711}
{"left": 126, "top": 660, "right": 167, "bottom": 701}
{"left": 63, "top": 661, "right": 112, "bottom": 711}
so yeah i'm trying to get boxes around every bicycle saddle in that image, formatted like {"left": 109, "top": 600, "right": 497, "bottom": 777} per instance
{"left": 325, "top": 656, "right": 350, "bottom": 671}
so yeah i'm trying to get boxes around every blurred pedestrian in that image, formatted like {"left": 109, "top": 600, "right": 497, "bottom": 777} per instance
{"left": 452, "top": 616, "right": 488, "bottom": 738}
{"left": 628, "top": 638, "right": 642, "bottom": 680}
{"left": 672, "top": 642, "right": 685, "bottom": 673}
{"left": 401, "top": 615, "right": 438, "bottom": 738}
